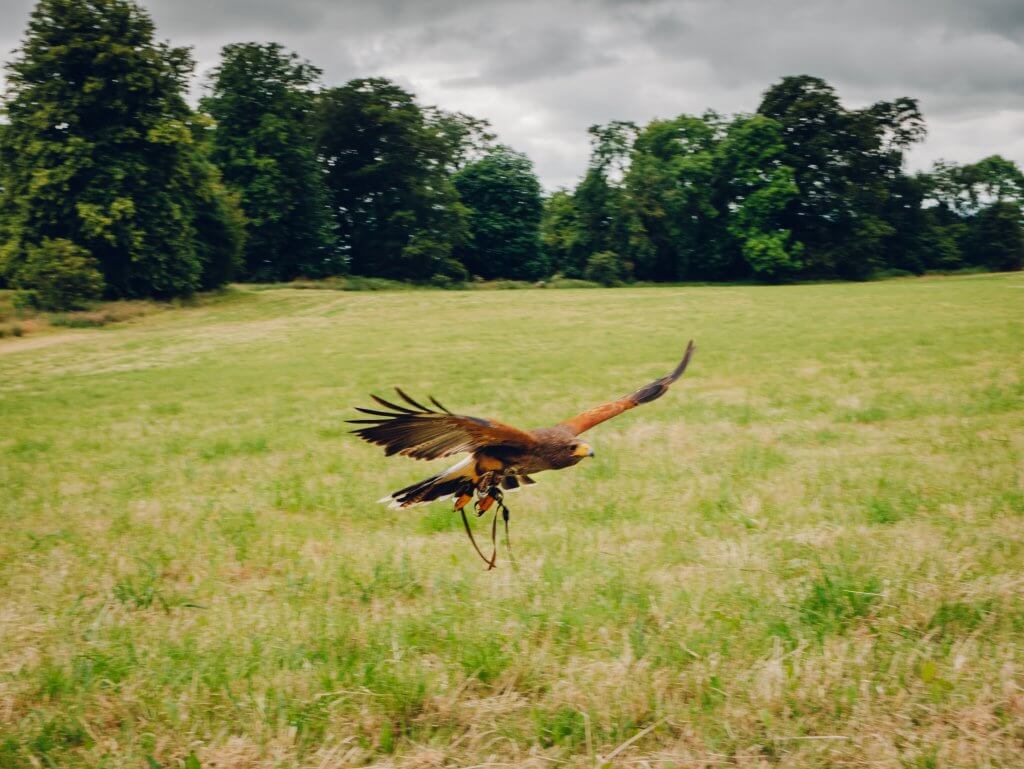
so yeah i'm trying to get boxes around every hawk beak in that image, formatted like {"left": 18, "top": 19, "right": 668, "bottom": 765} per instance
{"left": 573, "top": 442, "right": 595, "bottom": 458}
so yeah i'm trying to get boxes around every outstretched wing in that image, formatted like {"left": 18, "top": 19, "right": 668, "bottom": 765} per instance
{"left": 559, "top": 340, "right": 695, "bottom": 436}
{"left": 347, "top": 388, "right": 538, "bottom": 460}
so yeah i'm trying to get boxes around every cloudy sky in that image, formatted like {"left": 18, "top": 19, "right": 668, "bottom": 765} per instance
{"left": 2, "top": 0, "right": 1023, "bottom": 189}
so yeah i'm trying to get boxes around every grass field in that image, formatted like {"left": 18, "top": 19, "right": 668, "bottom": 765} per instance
{"left": 1, "top": 274, "right": 1022, "bottom": 768}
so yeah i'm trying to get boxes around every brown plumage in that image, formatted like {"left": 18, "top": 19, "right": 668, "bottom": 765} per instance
{"left": 348, "top": 340, "right": 695, "bottom": 568}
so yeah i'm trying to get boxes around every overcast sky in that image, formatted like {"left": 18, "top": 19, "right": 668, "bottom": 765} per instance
{"left": 2, "top": 0, "right": 1023, "bottom": 189}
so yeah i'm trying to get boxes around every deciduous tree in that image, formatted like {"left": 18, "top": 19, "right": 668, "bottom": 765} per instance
{"left": 315, "top": 78, "right": 468, "bottom": 281}
{"left": 455, "top": 147, "right": 546, "bottom": 280}
{"left": 541, "top": 190, "right": 587, "bottom": 278}
{"left": 716, "top": 115, "right": 802, "bottom": 280}
{"left": 203, "top": 42, "right": 340, "bottom": 282}
{"left": 757, "top": 76, "right": 925, "bottom": 279}
{"left": 0, "top": 0, "right": 244, "bottom": 299}
{"left": 626, "top": 114, "right": 721, "bottom": 280}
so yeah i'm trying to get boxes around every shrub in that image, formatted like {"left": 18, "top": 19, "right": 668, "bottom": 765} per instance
{"left": 16, "top": 239, "right": 105, "bottom": 311}
{"left": 428, "top": 272, "right": 466, "bottom": 289}
{"left": 472, "top": 279, "right": 533, "bottom": 290}
{"left": 546, "top": 277, "right": 601, "bottom": 289}
{"left": 11, "top": 290, "right": 40, "bottom": 310}
{"left": 583, "top": 250, "right": 626, "bottom": 286}
{"left": 399, "top": 235, "right": 468, "bottom": 284}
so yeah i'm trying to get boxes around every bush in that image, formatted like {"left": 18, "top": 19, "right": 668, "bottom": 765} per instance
{"left": 545, "top": 277, "right": 601, "bottom": 289}
{"left": 428, "top": 273, "right": 466, "bottom": 289}
{"left": 15, "top": 239, "right": 105, "bottom": 311}
{"left": 583, "top": 251, "right": 626, "bottom": 286}
{"left": 741, "top": 232, "right": 805, "bottom": 282}
{"left": 471, "top": 279, "right": 533, "bottom": 290}
{"left": 11, "top": 290, "right": 40, "bottom": 310}
{"left": 398, "top": 235, "right": 469, "bottom": 283}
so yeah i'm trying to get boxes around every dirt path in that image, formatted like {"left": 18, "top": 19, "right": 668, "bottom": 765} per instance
{"left": 0, "top": 331, "right": 84, "bottom": 355}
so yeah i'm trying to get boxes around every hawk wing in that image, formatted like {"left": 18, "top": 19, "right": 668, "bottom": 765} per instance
{"left": 559, "top": 340, "right": 695, "bottom": 435}
{"left": 347, "top": 388, "right": 538, "bottom": 460}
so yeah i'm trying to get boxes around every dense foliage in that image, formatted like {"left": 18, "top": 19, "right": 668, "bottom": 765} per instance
{"left": 543, "top": 78, "right": 1022, "bottom": 282}
{"left": 1, "top": 0, "right": 1021, "bottom": 306}
{"left": 314, "top": 79, "right": 470, "bottom": 282}
{"left": 454, "top": 147, "right": 546, "bottom": 280}
{"left": 15, "top": 238, "right": 104, "bottom": 310}
{"left": 203, "top": 43, "right": 341, "bottom": 282}
{"left": 0, "top": 0, "right": 244, "bottom": 300}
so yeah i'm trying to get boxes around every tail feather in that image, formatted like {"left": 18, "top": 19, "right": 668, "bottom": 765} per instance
{"left": 380, "top": 456, "right": 474, "bottom": 509}
{"left": 386, "top": 475, "right": 472, "bottom": 508}
{"left": 378, "top": 456, "right": 537, "bottom": 509}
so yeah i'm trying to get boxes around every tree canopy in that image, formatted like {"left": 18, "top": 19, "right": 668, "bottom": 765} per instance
{"left": 0, "top": 0, "right": 243, "bottom": 304}
{"left": 202, "top": 42, "right": 340, "bottom": 282}
{"left": 543, "top": 77, "right": 1019, "bottom": 283}
{"left": 315, "top": 78, "right": 469, "bottom": 282}
{"left": 455, "top": 147, "right": 545, "bottom": 280}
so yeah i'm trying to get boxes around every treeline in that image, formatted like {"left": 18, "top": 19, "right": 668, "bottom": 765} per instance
{"left": 1, "top": 1, "right": 1021, "bottom": 310}
{"left": 547, "top": 82, "right": 1024, "bottom": 283}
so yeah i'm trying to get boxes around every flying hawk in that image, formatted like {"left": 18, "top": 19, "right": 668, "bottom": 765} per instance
{"left": 349, "top": 340, "right": 695, "bottom": 568}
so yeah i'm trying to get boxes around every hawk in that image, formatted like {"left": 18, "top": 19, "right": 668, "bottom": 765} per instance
{"left": 349, "top": 341, "right": 695, "bottom": 568}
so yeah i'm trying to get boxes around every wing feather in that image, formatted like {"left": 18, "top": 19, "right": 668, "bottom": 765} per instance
{"left": 559, "top": 340, "right": 696, "bottom": 435}
{"left": 370, "top": 393, "right": 416, "bottom": 414}
{"left": 348, "top": 389, "right": 537, "bottom": 460}
{"left": 394, "top": 387, "right": 430, "bottom": 412}
{"left": 429, "top": 396, "right": 453, "bottom": 414}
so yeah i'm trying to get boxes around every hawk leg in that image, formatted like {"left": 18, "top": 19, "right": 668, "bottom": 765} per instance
{"left": 496, "top": 492, "right": 517, "bottom": 569}
{"left": 457, "top": 500, "right": 496, "bottom": 570}
{"left": 454, "top": 485, "right": 514, "bottom": 570}
{"left": 453, "top": 483, "right": 518, "bottom": 570}
{"left": 480, "top": 487, "right": 516, "bottom": 570}
{"left": 453, "top": 486, "right": 499, "bottom": 570}
{"left": 477, "top": 487, "right": 500, "bottom": 570}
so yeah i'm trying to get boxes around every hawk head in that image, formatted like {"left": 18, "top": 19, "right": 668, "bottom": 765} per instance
{"left": 550, "top": 437, "right": 595, "bottom": 469}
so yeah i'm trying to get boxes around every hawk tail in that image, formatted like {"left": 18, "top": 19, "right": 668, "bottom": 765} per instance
{"left": 379, "top": 457, "right": 475, "bottom": 509}
{"left": 378, "top": 456, "right": 537, "bottom": 510}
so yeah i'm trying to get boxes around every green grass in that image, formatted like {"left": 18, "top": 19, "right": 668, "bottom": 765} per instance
{"left": 1, "top": 273, "right": 1022, "bottom": 768}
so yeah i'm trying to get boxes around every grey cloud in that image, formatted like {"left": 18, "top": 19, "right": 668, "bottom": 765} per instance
{"left": 153, "top": 0, "right": 330, "bottom": 34}
{"left": 438, "top": 29, "right": 620, "bottom": 87}
{"left": 1, "top": 0, "right": 1022, "bottom": 188}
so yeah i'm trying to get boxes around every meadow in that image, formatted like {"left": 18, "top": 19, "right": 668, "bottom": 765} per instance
{"left": 0, "top": 274, "right": 1022, "bottom": 768}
